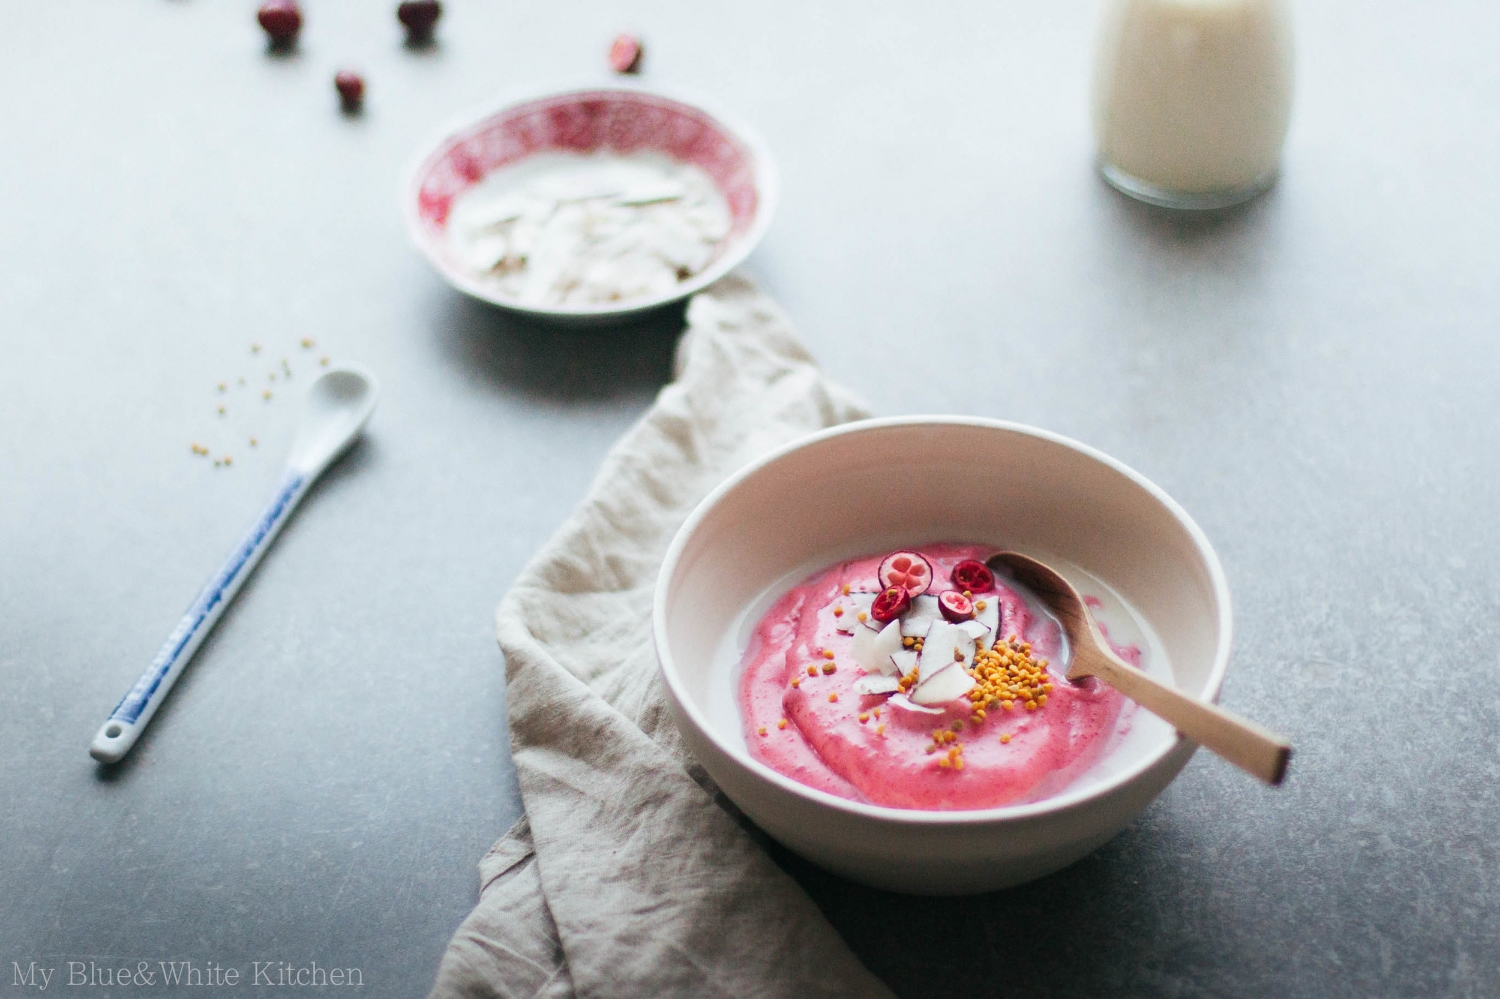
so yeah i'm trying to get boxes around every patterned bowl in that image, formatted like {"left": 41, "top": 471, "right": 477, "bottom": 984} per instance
{"left": 404, "top": 84, "right": 778, "bottom": 322}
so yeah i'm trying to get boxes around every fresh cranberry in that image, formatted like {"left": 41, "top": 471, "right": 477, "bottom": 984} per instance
{"left": 257, "top": 0, "right": 302, "bottom": 47}
{"left": 335, "top": 71, "right": 365, "bottom": 111}
{"left": 938, "top": 590, "right": 975, "bottom": 622}
{"left": 951, "top": 559, "right": 995, "bottom": 594}
{"left": 869, "top": 586, "right": 912, "bottom": 624}
{"left": 608, "top": 34, "right": 644, "bottom": 74}
{"left": 877, "top": 550, "right": 933, "bottom": 597}
{"left": 397, "top": 0, "right": 442, "bottom": 42}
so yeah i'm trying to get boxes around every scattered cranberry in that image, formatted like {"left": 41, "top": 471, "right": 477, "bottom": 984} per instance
{"left": 938, "top": 590, "right": 975, "bottom": 623}
{"left": 951, "top": 559, "right": 995, "bottom": 594}
{"left": 257, "top": 0, "right": 302, "bottom": 48}
{"left": 877, "top": 551, "right": 933, "bottom": 597}
{"left": 608, "top": 34, "right": 644, "bottom": 74}
{"left": 398, "top": 0, "right": 443, "bottom": 42}
{"left": 870, "top": 586, "right": 912, "bottom": 624}
{"left": 335, "top": 70, "right": 365, "bottom": 112}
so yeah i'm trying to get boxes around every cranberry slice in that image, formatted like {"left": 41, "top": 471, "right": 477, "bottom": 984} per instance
{"left": 938, "top": 590, "right": 974, "bottom": 622}
{"left": 951, "top": 559, "right": 995, "bottom": 594}
{"left": 869, "top": 586, "right": 912, "bottom": 624}
{"left": 257, "top": 0, "right": 302, "bottom": 47}
{"left": 877, "top": 551, "right": 933, "bottom": 597}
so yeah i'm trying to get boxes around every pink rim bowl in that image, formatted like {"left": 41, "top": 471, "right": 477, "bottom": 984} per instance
{"left": 652, "top": 417, "right": 1233, "bottom": 894}
{"left": 404, "top": 84, "right": 778, "bottom": 322}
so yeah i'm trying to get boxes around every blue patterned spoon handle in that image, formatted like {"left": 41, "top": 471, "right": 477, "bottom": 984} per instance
{"left": 88, "top": 469, "right": 309, "bottom": 763}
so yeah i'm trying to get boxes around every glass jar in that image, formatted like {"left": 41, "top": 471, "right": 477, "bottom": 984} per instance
{"left": 1091, "top": 0, "right": 1295, "bottom": 209}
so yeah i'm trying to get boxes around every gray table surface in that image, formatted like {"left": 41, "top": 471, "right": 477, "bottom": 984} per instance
{"left": 4, "top": 1, "right": 1497, "bottom": 996}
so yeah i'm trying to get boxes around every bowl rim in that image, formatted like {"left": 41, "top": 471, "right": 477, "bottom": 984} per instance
{"left": 652, "top": 415, "right": 1234, "bottom": 825}
{"left": 401, "top": 80, "right": 780, "bottom": 320}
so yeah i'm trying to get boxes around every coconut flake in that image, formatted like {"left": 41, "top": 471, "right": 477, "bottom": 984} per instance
{"left": 889, "top": 649, "right": 919, "bottom": 676}
{"left": 957, "top": 618, "right": 992, "bottom": 646}
{"left": 911, "top": 661, "right": 977, "bottom": 705}
{"left": 614, "top": 177, "right": 687, "bottom": 206}
{"left": 834, "top": 591, "right": 878, "bottom": 634}
{"left": 900, "top": 594, "right": 942, "bottom": 637}
{"left": 852, "top": 619, "right": 904, "bottom": 676}
{"left": 912, "top": 620, "right": 979, "bottom": 705}
{"left": 887, "top": 692, "right": 945, "bottom": 715}
{"left": 975, "top": 596, "right": 1000, "bottom": 642}
{"left": 853, "top": 674, "right": 901, "bottom": 696}
{"left": 917, "top": 619, "right": 977, "bottom": 674}
{"left": 447, "top": 152, "right": 732, "bottom": 308}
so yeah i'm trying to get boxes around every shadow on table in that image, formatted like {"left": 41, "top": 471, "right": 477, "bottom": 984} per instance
{"left": 765, "top": 815, "right": 1220, "bottom": 997}
{"left": 429, "top": 291, "right": 688, "bottom": 404}
{"left": 1096, "top": 171, "right": 1284, "bottom": 254}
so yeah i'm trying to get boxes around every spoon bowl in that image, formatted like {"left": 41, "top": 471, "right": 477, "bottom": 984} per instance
{"left": 988, "top": 551, "right": 1291, "bottom": 785}
{"left": 288, "top": 365, "right": 380, "bottom": 475}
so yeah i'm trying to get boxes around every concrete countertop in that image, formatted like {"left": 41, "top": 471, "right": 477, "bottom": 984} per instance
{"left": 2, "top": 1, "right": 1496, "bottom": 996}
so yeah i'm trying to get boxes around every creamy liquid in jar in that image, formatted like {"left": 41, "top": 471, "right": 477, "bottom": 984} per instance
{"left": 1092, "top": 0, "right": 1294, "bottom": 208}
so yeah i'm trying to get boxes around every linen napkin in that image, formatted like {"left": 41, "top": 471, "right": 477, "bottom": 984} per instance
{"left": 428, "top": 276, "right": 896, "bottom": 999}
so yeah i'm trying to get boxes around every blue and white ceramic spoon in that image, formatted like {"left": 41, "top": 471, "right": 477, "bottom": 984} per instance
{"left": 88, "top": 364, "right": 380, "bottom": 764}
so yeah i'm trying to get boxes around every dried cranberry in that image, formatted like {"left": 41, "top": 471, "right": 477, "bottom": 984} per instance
{"left": 609, "top": 34, "right": 644, "bottom": 74}
{"left": 397, "top": 0, "right": 442, "bottom": 42}
{"left": 869, "top": 586, "right": 912, "bottom": 624}
{"left": 877, "top": 550, "right": 933, "bottom": 597}
{"left": 938, "top": 590, "right": 975, "bottom": 622}
{"left": 257, "top": 0, "right": 302, "bottom": 47}
{"left": 335, "top": 71, "right": 365, "bottom": 111}
{"left": 951, "top": 559, "right": 995, "bottom": 594}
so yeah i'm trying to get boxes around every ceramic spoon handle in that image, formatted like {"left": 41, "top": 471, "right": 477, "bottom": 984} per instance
{"left": 89, "top": 469, "right": 310, "bottom": 764}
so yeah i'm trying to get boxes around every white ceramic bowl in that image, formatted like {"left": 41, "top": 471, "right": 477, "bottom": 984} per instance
{"left": 404, "top": 83, "right": 777, "bottom": 323}
{"left": 653, "top": 417, "right": 1232, "bottom": 894}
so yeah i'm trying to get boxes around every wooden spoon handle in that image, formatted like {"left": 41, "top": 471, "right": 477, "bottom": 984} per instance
{"left": 986, "top": 550, "right": 1291, "bottom": 785}
{"left": 1084, "top": 652, "right": 1291, "bottom": 785}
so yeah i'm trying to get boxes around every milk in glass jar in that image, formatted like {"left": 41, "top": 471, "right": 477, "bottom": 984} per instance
{"left": 1092, "top": 0, "right": 1294, "bottom": 209}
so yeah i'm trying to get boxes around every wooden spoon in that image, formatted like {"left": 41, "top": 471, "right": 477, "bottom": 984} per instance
{"left": 986, "top": 552, "right": 1291, "bottom": 785}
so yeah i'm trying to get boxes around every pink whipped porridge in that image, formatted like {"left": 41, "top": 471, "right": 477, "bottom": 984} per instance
{"left": 738, "top": 544, "right": 1140, "bottom": 810}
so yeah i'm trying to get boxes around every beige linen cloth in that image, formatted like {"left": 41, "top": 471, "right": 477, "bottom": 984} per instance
{"left": 429, "top": 276, "right": 896, "bottom": 999}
